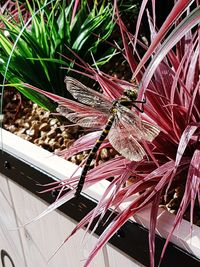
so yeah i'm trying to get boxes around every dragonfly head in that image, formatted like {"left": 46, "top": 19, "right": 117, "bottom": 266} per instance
{"left": 123, "top": 88, "right": 138, "bottom": 101}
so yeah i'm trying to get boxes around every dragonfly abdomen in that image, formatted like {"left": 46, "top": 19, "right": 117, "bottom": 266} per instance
{"left": 75, "top": 115, "right": 114, "bottom": 198}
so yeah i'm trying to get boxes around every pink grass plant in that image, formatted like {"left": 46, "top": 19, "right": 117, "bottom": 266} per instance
{"left": 21, "top": 1, "right": 200, "bottom": 266}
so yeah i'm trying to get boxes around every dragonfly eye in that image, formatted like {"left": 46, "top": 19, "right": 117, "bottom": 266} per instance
{"left": 124, "top": 89, "right": 138, "bottom": 101}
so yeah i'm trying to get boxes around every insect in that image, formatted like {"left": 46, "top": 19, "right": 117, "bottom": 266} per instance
{"left": 57, "top": 76, "right": 160, "bottom": 197}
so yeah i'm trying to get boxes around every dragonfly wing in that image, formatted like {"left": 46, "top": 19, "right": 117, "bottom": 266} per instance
{"left": 139, "top": 120, "right": 160, "bottom": 141}
{"left": 57, "top": 105, "right": 107, "bottom": 128}
{"left": 67, "top": 114, "right": 107, "bottom": 128}
{"left": 108, "top": 118, "right": 146, "bottom": 161}
{"left": 64, "top": 76, "right": 112, "bottom": 113}
{"left": 117, "top": 104, "right": 160, "bottom": 141}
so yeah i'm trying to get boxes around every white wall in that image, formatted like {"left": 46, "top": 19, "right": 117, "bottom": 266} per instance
{"left": 0, "top": 173, "right": 143, "bottom": 267}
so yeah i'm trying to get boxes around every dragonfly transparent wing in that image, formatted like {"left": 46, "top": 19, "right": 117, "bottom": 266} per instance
{"left": 57, "top": 104, "right": 108, "bottom": 128}
{"left": 64, "top": 76, "right": 112, "bottom": 113}
{"left": 117, "top": 104, "right": 160, "bottom": 142}
{"left": 108, "top": 117, "right": 146, "bottom": 161}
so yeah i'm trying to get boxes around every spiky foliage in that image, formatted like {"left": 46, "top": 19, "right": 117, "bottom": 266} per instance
{"left": 17, "top": 1, "right": 200, "bottom": 266}
{"left": 0, "top": 0, "right": 115, "bottom": 110}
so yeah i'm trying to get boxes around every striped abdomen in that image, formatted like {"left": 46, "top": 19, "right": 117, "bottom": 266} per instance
{"left": 75, "top": 115, "right": 114, "bottom": 198}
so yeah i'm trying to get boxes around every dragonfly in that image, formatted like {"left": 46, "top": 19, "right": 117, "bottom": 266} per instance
{"left": 57, "top": 76, "right": 160, "bottom": 197}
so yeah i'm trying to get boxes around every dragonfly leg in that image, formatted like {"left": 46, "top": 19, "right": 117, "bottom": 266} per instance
{"left": 134, "top": 98, "right": 146, "bottom": 104}
{"left": 132, "top": 98, "right": 146, "bottom": 112}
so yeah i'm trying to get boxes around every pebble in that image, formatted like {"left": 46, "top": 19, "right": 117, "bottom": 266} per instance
{"left": 24, "top": 122, "right": 30, "bottom": 129}
{"left": 7, "top": 125, "right": 16, "bottom": 132}
{"left": 44, "top": 137, "right": 51, "bottom": 144}
{"left": 47, "top": 129, "right": 57, "bottom": 138}
{"left": 26, "top": 128, "right": 39, "bottom": 138}
{"left": 39, "top": 122, "right": 50, "bottom": 131}
{"left": 40, "top": 131, "right": 47, "bottom": 138}
{"left": 49, "top": 118, "right": 58, "bottom": 126}
{"left": 34, "top": 139, "right": 44, "bottom": 145}
{"left": 17, "top": 128, "right": 26, "bottom": 134}
{"left": 76, "top": 154, "right": 84, "bottom": 162}
{"left": 70, "top": 156, "right": 77, "bottom": 164}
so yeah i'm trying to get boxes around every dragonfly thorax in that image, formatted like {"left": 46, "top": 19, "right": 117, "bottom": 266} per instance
{"left": 123, "top": 88, "right": 138, "bottom": 101}
{"left": 118, "top": 96, "right": 132, "bottom": 107}
{"left": 112, "top": 89, "right": 138, "bottom": 109}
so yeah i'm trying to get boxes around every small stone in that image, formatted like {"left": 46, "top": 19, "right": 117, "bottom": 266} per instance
{"left": 174, "top": 186, "right": 184, "bottom": 198}
{"left": 31, "top": 121, "right": 40, "bottom": 127}
{"left": 168, "top": 209, "right": 176, "bottom": 214}
{"left": 39, "top": 123, "right": 50, "bottom": 131}
{"left": 62, "top": 139, "right": 70, "bottom": 148}
{"left": 44, "top": 137, "right": 51, "bottom": 144}
{"left": 26, "top": 128, "right": 38, "bottom": 137}
{"left": 159, "top": 205, "right": 167, "bottom": 210}
{"left": 17, "top": 128, "right": 26, "bottom": 134}
{"left": 54, "top": 134, "right": 62, "bottom": 140}
{"left": 27, "top": 116, "right": 34, "bottom": 122}
{"left": 54, "top": 148, "right": 61, "bottom": 153}
{"left": 166, "top": 198, "right": 179, "bottom": 210}
{"left": 37, "top": 109, "right": 46, "bottom": 116}
{"left": 7, "top": 125, "right": 16, "bottom": 133}
{"left": 40, "top": 112, "right": 50, "bottom": 122}
{"left": 34, "top": 139, "right": 44, "bottom": 145}
{"left": 90, "top": 159, "right": 96, "bottom": 167}
{"left": 41, "top": 117, "right": 48, "bottom": 123}
{"left": 76, "top": 154, "right": 84, "bottom": 162}
{"left": 52, "top": 142, "right": 61, "bottom": 150}
{"left": 70, "top": 156, "right": 77, "bottom": 164}
{"left": 15, "top": 119, "right": 22, "bottom": 125}
{"left": 83, "top": 150, "right": 89, "bottom": 156}
{"left": 23, "top": 108, "right": 30, "bottom": 113}
{"left": 60, "top": 126, "right": 66, "bottom": 132}
{"left": 47, "top": 129, "right": 56, "bottom": 138}
{"left": 24, "top": 135, "right": 32, "bottom": 141}
{"left": 24, "top": 122, "right": 30, "bottom": 129}
{"left": 40, "top": 131, "right": 47, "bottom": 138}
{"left": 49, "top": 118, "right": 58, "bottom": 126}
{"left": 55, "top": 138, "right": 63, "bottom": 146}
{"left": 48, "top": 138, "right": 56, "bottom": 145}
